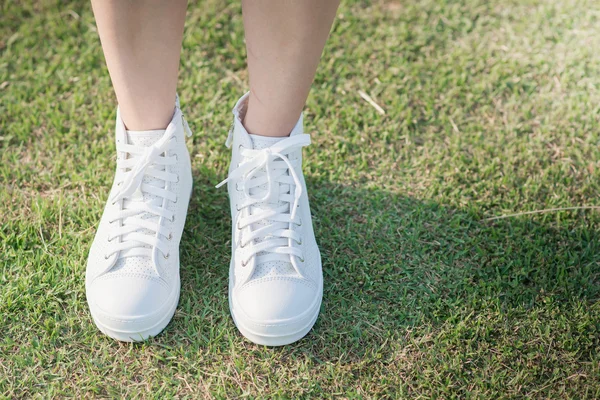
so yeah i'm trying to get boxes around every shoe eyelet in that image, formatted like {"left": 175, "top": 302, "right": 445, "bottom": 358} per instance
{"left": 175, "top": 175, "right": 180, "bottom": 183}
{"left": 241, "top": 260, "right": 248, "bottom": 267}
{"left": 236, "top": 183, "right": 242, "bottom": 192}
{"left": 171, "top": 216, "right": 176, "bottom": 223}
{"left": 104, "top": 254, "right": 110, "bottom": 260}
{"left": 238, "top": 145, "right": 245, "bottom": 152}
{"left": 164, "top": 253, "right": 170, "bottom": 259}
{"left": 168, "top": 233, "right": 173, "bottom": 240}
{"left": 235, "top": 204, "right": 241, "bottom": 211}
{"left": 173, "top": 154, "right": 178, "bottom": 161}
{"left": 237, "top": 220, "right": 242, "bottom": 230}
{"left": 297, "top": 239, "right": 302, "bottom": 245}
{"left": 173, "top": 197, "right": 178, "bottom": 204}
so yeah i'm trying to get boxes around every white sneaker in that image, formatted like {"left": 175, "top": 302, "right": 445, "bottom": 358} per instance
{"left": 217, "top": 93, "right": 323, "bottom": 346}
{"left": 86, "top": 98, "right": 193, "bottom": 342}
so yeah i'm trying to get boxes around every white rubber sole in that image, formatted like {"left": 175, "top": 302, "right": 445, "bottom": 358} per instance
{"left": 229, "top": 269, "right": 323, "bottom": 346}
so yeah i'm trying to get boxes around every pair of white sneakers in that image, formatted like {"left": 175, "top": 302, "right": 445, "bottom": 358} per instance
{"left": 85, "top": 93, "right": 323, "bottom": 346}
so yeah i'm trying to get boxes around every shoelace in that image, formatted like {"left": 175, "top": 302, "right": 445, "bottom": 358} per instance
{"left": 105, "top": 124, "right": 180, "bottom": 261}
{"left": 216, "top": 134, "right": 311, "bottom": 267}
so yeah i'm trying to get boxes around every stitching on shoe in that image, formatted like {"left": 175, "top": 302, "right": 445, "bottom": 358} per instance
{"left": 241, "top": 275, "right": 317, "bottom": 290}
{"left": 93, "top": 273, "right": 170, "bottom": 290}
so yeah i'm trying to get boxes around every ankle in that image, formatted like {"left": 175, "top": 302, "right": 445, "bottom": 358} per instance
{"left": 242, "top": 97, "right": 301, "bottom": 138}
{"left": 117, "top": 97, "right": 177, "bottom": 131}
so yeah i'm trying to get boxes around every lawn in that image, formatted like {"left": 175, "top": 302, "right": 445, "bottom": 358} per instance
{"left": 2, "top": 0, "right": 600, "bottom": 397}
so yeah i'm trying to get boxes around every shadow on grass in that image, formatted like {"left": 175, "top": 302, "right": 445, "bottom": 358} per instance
{"left": 173, "top": 168, "right": 600, "bottom": 359}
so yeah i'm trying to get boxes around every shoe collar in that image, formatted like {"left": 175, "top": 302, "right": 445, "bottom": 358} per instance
{"left": 114, "top": 94, "right": 191, "bottom": 146}
{"left": 226, "top": 92, "right": 304, "bottom": 148}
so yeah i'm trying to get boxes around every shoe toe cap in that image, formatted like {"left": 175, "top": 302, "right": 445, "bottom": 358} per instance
{"left": 233, "top": 277, "right": 321, "bottom": 337}
{"left": 87, "top": 275, "right": 172, "bottom": 334}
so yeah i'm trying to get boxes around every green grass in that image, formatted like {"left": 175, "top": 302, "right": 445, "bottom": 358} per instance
{"left": 2, "top": 0, "right": 600, "bottom": 397}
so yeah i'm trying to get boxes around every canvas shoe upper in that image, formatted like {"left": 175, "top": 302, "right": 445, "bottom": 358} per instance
{"left": 85, "top": 98, "right": 193, "bottom": 342}
{"left": 217, "top": 93, "right": 323, "bottom": 346}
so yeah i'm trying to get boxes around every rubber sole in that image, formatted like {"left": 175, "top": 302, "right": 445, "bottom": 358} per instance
{"left": 89, "top": 284, "right": 180, "bottom": 342}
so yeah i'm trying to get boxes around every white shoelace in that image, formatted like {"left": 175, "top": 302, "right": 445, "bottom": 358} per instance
{"left": 217, "top": 134, "right": 311, "bottom": 267}
{"left": 105, "top": 126, "right": 179, "bottom": 261}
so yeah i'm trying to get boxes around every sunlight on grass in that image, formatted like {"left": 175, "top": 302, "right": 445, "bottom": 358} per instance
{"left": 1, "top": 0, "right": 600, "bottom": 397}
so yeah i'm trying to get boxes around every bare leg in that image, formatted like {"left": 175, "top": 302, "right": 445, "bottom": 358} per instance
{"left": 241, "top": 0, "right": 340, "bottom": 137}
{"left": 91, "top": 0, "right": 187, "bottom": 130}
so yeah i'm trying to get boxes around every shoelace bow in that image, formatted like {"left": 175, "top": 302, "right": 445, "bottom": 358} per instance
{"left": 216, "top": 134, "right": 311, "bottom": 266}
{"left": 105, "top": 125, "right": 179, "bottom": 261}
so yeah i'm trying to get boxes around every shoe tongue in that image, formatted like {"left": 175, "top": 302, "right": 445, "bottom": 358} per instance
{"left": 118, "top": 129, "right": 168, "bottom": 263}
{"left": 249, "top": 133, "right": 285, "bottom": 150}
{"left": 126, "top": 129, "right": 166, "bottom": 147}
{"left": 248, "top": 134, "right": 286, "bottom": 202}
{"left": 125, "top": 130, "right": 166, "bottom": 202}
{"left": 247, "top": 134, "right": 297, "bottom": 280}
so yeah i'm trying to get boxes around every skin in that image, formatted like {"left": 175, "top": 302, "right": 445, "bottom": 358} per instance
{"left": 91, "top": 0, "right": 340, "bottom": 135}
{"left": 241, "top": 0, "right": 341, "bottom": 137}
{"left": 91, "top": 0, "right": 187, "bottom": 130}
